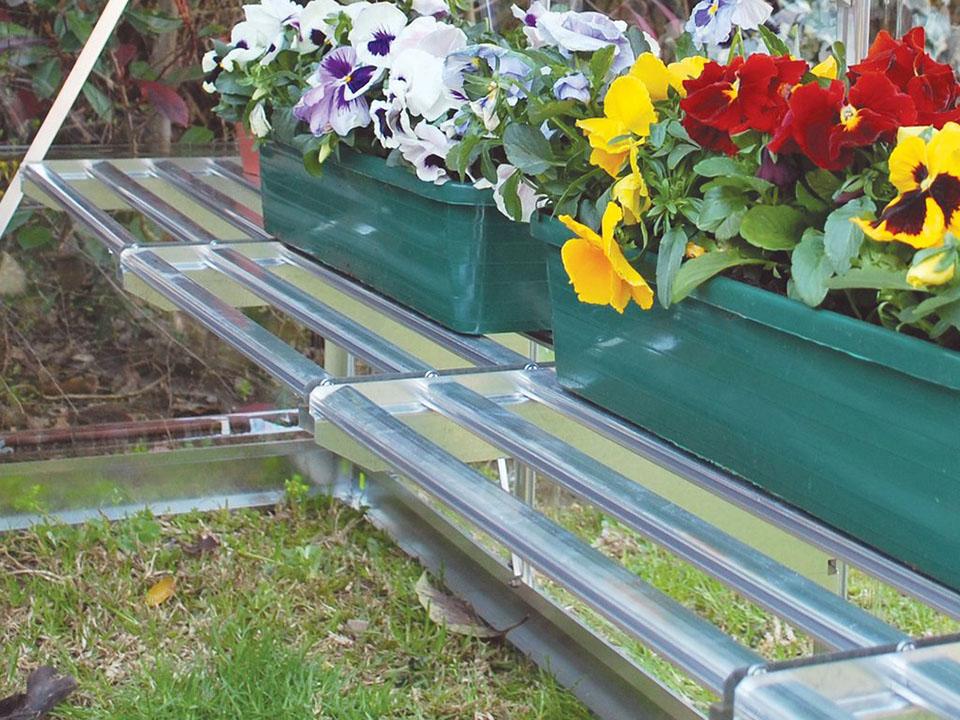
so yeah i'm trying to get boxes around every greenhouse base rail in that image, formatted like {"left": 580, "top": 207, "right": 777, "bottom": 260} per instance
{"left": 14, "top": 154, "right": 960, "bottom": 719}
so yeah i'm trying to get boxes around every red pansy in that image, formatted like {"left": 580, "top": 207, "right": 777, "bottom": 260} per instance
{"left": 681, "top": 54, "right": 808, "bottom": 154}
{"left": 849, "top": 27, "right": 960, "bottom": 128}
{"left": 769, "top": 73, "right": 916, "bottom": 171}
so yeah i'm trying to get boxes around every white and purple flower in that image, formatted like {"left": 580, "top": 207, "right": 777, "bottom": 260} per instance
{"left": 398, "top": 120, "right": 453, "bottom": 183}
{"left": 510, "top": 1, "right": 549, "bottom": 48}
{"left": 445, "top": 44, "right": 533, "bottom": 107}
{"left": 294, "top": 46, "right": 381, "bottom": 136}
{"left": 685, "top": 0, "right": 772, "bottom": 47}
{"left": 370, "top": 95, "right": 415, "bottom": 149}
{"left": 527, "top": 8, "right": 636, "bottom": 75}
{"left": 552, "top": 72, "right": 590, "bottom": 102}
{"left": 475, "top": 163, "right": 546, "bottom": 222}
{"left": 348, "top": 2, "right": 409, "bottom": 68}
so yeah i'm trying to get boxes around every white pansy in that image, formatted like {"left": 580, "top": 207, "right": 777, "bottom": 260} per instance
{"left": 398, "top": 120, "right": 452, "bottom": 184}
{"left": 730, "top": 0, "right": 773, "bottom": 30}
{"left": 221, "top": 20, "right": 279, "bottom": 70}
{"left": 349, "top": 2, "right": 409, "bottom": 68}
{"left": 474, "top": 163, "right": 546, "bottom": 222}
{"left": 249, "top": 102, "right": 272, "bottom": 137}
{"left": 387, "top": 19, "right": 466, "bottom": 121}
{"left": 510, "top": 1, "right": 549, "bottom": 48}
{"left": 412, "top": 0, "right": 448, "bottom": 16}
{"left": 391, "top": 15, "right": 465, "bottom": 57}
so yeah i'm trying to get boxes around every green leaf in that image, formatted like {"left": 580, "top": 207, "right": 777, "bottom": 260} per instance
{"left": 789, "top": 229, "right": 832, "bottom": 306}
{"left": 446, "top": 134, "right": 481, "bottom": 179}
{"left": 714, "top": 208, "right": 746, "bottom": 242}
{"left": 500, "top": 170, "right": 523, "bottom": 222}
{"left": 823, "top": 197, "right": 875, "bottom": 274}
{"left": 739, "top": 205, "right": 806, "bottom": 250}
{"left": 16, "top": 224, "right": 54, "bottom": 251}
{"left": 825, "top": 266, "right": 913, "bottom": 291}
{"left": 666, "top": 144, "right": 698, "bottom": 170}
{"left": 702, "top": 175, "right": 774, "bottom": 194}
{"left": 697, "top": 186, "right": 748, "bottom": 233}
{"left": 589, "top": 45, "right": 616, "bottom": 84}
{"left": 33, "top": 57, "right": 62, "bottom": 99}
{"left": 647, "top": 121, "right": 669, "bottom": 149}
{"left": 805, "top": 169, "right": 841, "bottom": 201}
{"left": 65, "top": 11, "right": 93, "bottom": 42}
{"left": 125, "top": 8, "right": 182, "bottom": 35}
{"left": 82, "top": 82, "right": 113, "bottom": 121}
{"left": 656, "top": 227, "right": 687, "bottom": 309}
{"left": 502, "top": 124, "right": 554, "bottom": 175}
{"left": 671, "top": 250, "right": 766, "bottom": 303}
{"left": 794, "top": 180, "right": 828, "bottom": 213}
{"left": 178, "top": 126, "right": 215, "bottom": 144}
{"left": 625, "top": 26, "right": 652, "bottom": 56}
{"left": 528, "top": 99, "right": 576, "bottom": 125}
{"left": 693, "top": 156, "right": 740, "bottom": 178}
{"left": 898, "top": 284, "right": 960, "bottom": 323}
{"left": 757, "top": 25, "right": 791, "bottom": 56}
{"left": 674, "top": 32, "right": 696, "bottom": 60}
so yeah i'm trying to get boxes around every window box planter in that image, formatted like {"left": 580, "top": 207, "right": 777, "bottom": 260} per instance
{"left": 532, "top": 212, "right": 960, "bottom": 590}
{"left": 259, "top": 142, "right": 551, "bottom": 335}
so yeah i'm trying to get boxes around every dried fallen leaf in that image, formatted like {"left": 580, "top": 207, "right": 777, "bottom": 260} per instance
{"left": 182, "top": 533, "right": 220, "bottom": 557}
{"left": 0, "top": 252, "right": 27, "bottom": 298}
{"left": 344, "top": 619, "right": 369, "bottom": 636}
{"left": 145, "top": 576, "right": 176, "bottom": 607}
{"left": 0, "top": 665, "right": 77, "bottom": 720}
{"left": 414, "top": 573, "right": 499, "bottom": 638}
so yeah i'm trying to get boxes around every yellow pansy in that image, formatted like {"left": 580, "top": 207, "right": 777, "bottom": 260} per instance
{"left": 628, "top": 53, "right": 708, "bottom": 102}
{"left": 907, "top": 245, "right": 957, "bottom": 287}
{"left": 854, "top": 122, "right": 960, "bottom": 249}
{"left": 559, "top": 202, "right": 654, "bottom": 313}
{"left": 810, "top": 55, "right": 838, "bottom": 80}
{"left": 577, "top": 74, "right": 657, "bottom": 177}
{"left": 613, "top": 169, "right": 651, "bottom": 225}
{"left": 685, "top": 242, "right": 706, "bottom": 258}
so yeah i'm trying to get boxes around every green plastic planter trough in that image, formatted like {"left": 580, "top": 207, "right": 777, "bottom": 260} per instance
{"left": 532, "top": 213, "right": 960, "bottom": 591}
{"left": 259, "top": 142, "right": 550, "bottom": 335}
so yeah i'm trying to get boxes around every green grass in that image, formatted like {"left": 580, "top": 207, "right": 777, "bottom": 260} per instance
{"left": 0, "top": 495, "right": 592, "bottom": 719}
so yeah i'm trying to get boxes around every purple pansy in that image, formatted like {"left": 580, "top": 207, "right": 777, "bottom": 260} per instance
{"left": 536, "top": 10, "right": 635, "bottom": 75}
{"left": 294, "top": 46, "right": 380, "bottom": 136}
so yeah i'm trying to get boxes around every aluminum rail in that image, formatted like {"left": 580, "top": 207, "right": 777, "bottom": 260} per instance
{"left": 209, "top": 158, "right": 260, "bottom": 192}
{"left": 313, "top": 384, "right": 762, "bottom": 694}
{"left": 204, "top": 246, "right": 432, "bottom": 374}
{"left": 277, "top": 248, "right": 530, "bottom": 368}
{"left": 150, "top": 160, "right": 270, "bottom": 240}
{"left": 123, "top": 249, "right": 329, "bottom": 397}
{"left": 519, "top": 370, "right": 960, "bottom": 621}
{"left": 21, "top": 163, "right": 132, "bottom": 254}
{"left": 418, "top": 378, "right": 905, "bottom": 652}
{"left": 87, "top": 161, "right": 221, "bottom": 243}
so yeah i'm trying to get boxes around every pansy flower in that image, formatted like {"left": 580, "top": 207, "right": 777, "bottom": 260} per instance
{"left": 769, "top": 73, "right": 917, "bottom": 171}
{"left": 850, "top": 28, "right": 960, "bottom": 129}
{"left": 559, "top": 202, "right": 654, "bottom": 313}
{"left": 854, "top": 123, "right": 960, "bottom": 249}
{"left": 577, "top": 74, "right": 657, "bottom": 176}
{"left": 293, "top": 0, "right": 370, "bottom": 52}
{"left": 680, "top": 54, "right": 807, "bottom": 154}
{"left": 348, "top": 2, "right": 409, "bottom": 68}
{"left": 629, "top": 52, "right": 707, "bottom": 102}
{"left": 293, "top": 46, "right": 380, "bottom": 136}
{"left": 397, "top": 120, "right": 452, "bottom": 184}
{"left": 907, "top": 242, "right": 957, "bottom": 288}
{"left": 685, "top": 0, "right": 772, "bottom": 47}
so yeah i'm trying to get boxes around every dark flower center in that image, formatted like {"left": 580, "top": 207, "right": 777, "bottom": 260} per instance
{"left": 368, "top": 29, "right": 395, "bottom": 56}
{"left": 424, "top": 154, "right": 445, "bottom": 168}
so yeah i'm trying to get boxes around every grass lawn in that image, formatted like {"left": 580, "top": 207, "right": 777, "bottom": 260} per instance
{"left": 0, "top": 489, "right": 592, "bottom": 719}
